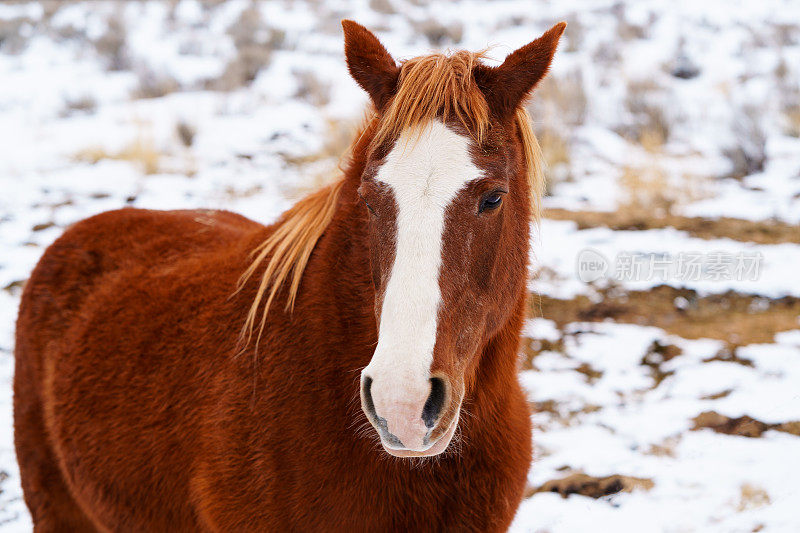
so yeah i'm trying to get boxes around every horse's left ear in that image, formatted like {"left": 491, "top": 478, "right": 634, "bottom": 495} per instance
{"left": 342, "top": 20, "right": 400, "bottom": 111}
{"left": 474, "top": 22, "right": 567, "bottom": 119}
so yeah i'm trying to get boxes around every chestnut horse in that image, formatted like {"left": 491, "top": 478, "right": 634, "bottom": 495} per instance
{"left": 14, "top": 20, "right": 564, "bottom": 532}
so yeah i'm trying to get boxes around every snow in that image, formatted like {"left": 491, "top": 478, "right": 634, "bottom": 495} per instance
{"left": 1, "top": 0, "right": 799, "bottom": 531}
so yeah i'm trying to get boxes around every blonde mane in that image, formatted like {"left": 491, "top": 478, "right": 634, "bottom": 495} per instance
{"left": 237, "top": 51, "right": 544, "bottom": 349}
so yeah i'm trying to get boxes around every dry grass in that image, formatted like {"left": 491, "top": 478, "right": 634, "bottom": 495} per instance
{"left": 644, "top": 435, "right": 681, "bottom": 458}
{"left": 738, "top": 484, "right": 771, "bottom": 512}
{"left": 784, "top": 107, "right": 800, "bottom": 138}
{"left": 537, "top": 128, "right": 571, "bottom": 193}
{"left": 616, "top": 130, "right": 709, "bottom": 218}
{"left": 618, "top": 163, "right": 675, "bottom": 217}
{"left": 543, "top": 208, "right": 800, "bottom": 245}
{"left": 527, "top": 70, "right": 586, "bottom": 192}
{"left": 75, "top": 135, "right": 161, "bottom": 175}
{"left": 532, "top": 285, "right": 800, "bottom": 344}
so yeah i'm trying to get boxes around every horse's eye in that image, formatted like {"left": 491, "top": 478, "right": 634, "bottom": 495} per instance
{"left": 479, "top": 192, "right": 504, "bottom": 213}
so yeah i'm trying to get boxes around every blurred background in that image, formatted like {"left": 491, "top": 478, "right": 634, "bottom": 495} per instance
{"left": 1, "top": 1, "right": 799, "bottom": 531}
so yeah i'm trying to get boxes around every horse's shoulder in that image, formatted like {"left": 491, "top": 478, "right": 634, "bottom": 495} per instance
{"left": 23, "top": 208, "right": 260, "bottom": 323}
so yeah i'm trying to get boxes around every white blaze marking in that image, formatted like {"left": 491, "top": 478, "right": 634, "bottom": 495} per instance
{"left": 364, "top": 120, "right": 482, "bottom": 403}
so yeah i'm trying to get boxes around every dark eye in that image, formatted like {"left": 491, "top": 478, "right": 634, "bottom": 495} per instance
{"left": 479, "top": 192, "right": 504, "bottom": 213}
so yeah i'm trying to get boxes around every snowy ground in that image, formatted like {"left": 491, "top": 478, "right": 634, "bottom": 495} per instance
{"left": 1, "top": 1, "right": 798, "bottom": 531}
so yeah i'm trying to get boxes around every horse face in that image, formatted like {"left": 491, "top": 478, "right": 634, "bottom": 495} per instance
{"left": 358, "top": 119, "right": 528, "bottom": 457}
{"left": 343, "top": 20, "right": 564, "bottom": 457}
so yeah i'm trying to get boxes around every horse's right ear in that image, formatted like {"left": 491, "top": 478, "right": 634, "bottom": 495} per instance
{"left": 342, "top": 20, "right": 399, "bottom": 111}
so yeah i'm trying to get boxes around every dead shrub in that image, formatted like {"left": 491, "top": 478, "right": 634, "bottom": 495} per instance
{"left": 369, "top": 0, "right": 396, "bottom": 15}
{"left": 620, "top": 79, "right": 671, "bottom": 143}
{"left": 293, "top": 70, "right": 331, "bottom": 107}
{"left": 209, "top": 5, "right": 285, "bottom": 90}
{"left": 0, "top": 16, "right": 35, "bottom": 54}
{"left": 562, "top": 14, "right": 583, "bottom": 53}
{"left": 613, "top": 4, "right": 649, "bottom": 41}
{"left": 591, "top": 40, "right": 621, "bottom": 68}
{"left": 133, "top": 66, "right": 181, "bottom": 99}
{"left": 176, "top": 121, "right": 196, "bottom": 148}
{"left": 94, "top": 12, "right": 130, "bottom": 71}
{"left": 771, "top": 22, "right": 799, "bottom": 47}
{"left": 61, "top": 95, "right": 97, "bottom": 117}
{"left": 529, "top": 69, "right": 587, "bottom": 128}
{"left": 670, "top": 40, "right": 700, "bottom": 80}
{"left": 527, "top": 70, "right": 586, "bottom": 193}
{"left": 414, "top": 19, "right": 463, "bottom": 47}
{"left": 724, "top": 104, "right": 766, "bottom": 179}
{"left": 282, "top": 117, "right": 360, "bottom": 191}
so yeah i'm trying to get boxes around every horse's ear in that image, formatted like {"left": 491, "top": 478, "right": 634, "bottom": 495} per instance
{"left": 342, "top": 20, "right": 400, "bottom": 111}
{"left": 474, "top": 22, "right": 566, "bottom": 119}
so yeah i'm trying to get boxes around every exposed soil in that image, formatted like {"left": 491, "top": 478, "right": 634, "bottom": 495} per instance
{"left": 545, "top": 208, "right": 800, "bottom": 245}
{"left": 531, "top": 285, "right": 800, "bottom": 344}
{"left": 528, "top": 473, "right": 654, "bottom": 499}
{"left": 691, "top": 411, "right": 800, "bottom": 437}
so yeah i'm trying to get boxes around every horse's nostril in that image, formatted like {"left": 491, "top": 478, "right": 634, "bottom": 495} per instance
{"left": 361, "top": 376, "right": 376, "bottom": 418}
{"left": 421, "top": 377, "right": 447, "bottom": 428}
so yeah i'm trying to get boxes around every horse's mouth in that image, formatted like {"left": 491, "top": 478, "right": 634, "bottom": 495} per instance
{"left": 379, "top": 410, "right": 460, "bottom": 458}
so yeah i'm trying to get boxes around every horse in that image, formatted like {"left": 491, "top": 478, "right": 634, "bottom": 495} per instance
{"left": 14, "top": 20, "right": 565, "bottom": 532}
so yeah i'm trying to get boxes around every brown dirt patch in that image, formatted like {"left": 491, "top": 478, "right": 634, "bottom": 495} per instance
{"left": 530, "top": 400, "right": 601, "bottom": 428}
{"left": 640, "top": 340, "right": 682, "bottom": 386}
{"left": 691, "top": 411, "right": 800, "bottom": 438}
{"left": 532, "top": 285, "right": 800, "bottom": 344}
{"left": 528, "top": 473, "right": 654, "bottom": 499}
{"left": 703, "top": 345, "right": 754, "bottom": 367}
{"left": 545, "top": 208, "right": 800, "bottom": 245}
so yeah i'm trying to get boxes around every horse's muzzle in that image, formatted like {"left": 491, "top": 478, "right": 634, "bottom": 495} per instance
{"left": 360, "top": 373, "right": 454, "bottom": 456}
